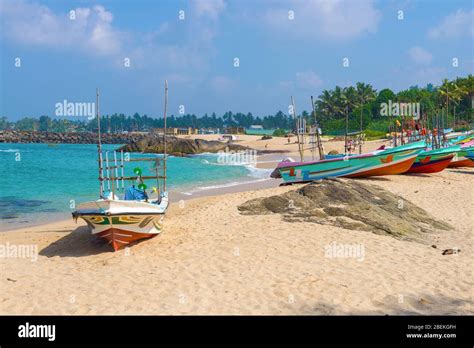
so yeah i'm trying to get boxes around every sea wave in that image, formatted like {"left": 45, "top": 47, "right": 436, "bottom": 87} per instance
{"left": 180, "top": 177, "right": 272, "bottom": 195}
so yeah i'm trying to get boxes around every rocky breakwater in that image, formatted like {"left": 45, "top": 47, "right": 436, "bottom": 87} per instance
{"left": 0, "top": 130, "right": 147, "bottom": 144}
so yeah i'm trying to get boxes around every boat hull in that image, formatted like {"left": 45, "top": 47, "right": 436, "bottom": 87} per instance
{"left": 72, "top": 194, "right": 169, "bottom": 251}
{"left": 344, "top": 155, "right": 417, "bottom": 177}
{"left": 448, "top": 158, "right": 474, "bottom": 168}
{"left": 448, "top": 146, "right": 474, "bottom": 168}
{"left": 76, "top": 213, "right": 165, "bottom": 251}
{"left": 96, "top": 227, "right": 157, "bottom": 251}
{"left": 407, "top": 154, "right": 454, "bottom": 174}
{"left": 276, "top": 142, "right": 425, "bottom": 184}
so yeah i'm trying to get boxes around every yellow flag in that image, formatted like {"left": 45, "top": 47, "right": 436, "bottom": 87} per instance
{"left": 396, "top": 120, "right": 401, "bottom": 127}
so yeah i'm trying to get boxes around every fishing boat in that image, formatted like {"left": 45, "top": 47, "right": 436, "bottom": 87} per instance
{"left": 406, "top": 145, "right": 459, "bottom": 174}
{"left": 448, "top": 147, "right": 474, "bottom": 168}
{"left": 447, "top": 141, "right": 474, "bottom": 168}
{"left": 275, "top": 141, "right": 424, "bottom": 184}
{"left": 271, "top": 96, "right": 425, "bottom": 184}
{"left": 72, "top": 82, "right": 170, "bottom": 251}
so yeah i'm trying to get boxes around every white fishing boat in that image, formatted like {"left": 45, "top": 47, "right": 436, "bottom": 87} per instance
{"left": 72, "top": 82, "right": 170, "bottom": 251}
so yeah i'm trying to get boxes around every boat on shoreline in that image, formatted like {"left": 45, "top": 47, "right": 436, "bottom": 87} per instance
{"left": 72, "top": 82, "right": 170, "bottom": 251}
{"left": 406, "top": 146, "right": 459, "bottom": 174}
{"left": 73, "top": 194, "right": 168, "bottom": 251}
{"left": 448, "top": 149, "right": 474, "bottom": 168}
{"left": 275, "top": 141, "right": 424, "bottom": 184}
{"left": 271, "top": 96, "right": 427, "bottom": 184}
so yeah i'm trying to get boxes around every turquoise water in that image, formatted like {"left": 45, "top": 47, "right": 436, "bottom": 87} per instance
{"left": 0, "top": 143, "right": 264, "bottom": 228}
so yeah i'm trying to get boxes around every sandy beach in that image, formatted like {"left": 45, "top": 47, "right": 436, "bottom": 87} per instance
{"left": 0, "top": 138, "right": 473, "bottom": 315}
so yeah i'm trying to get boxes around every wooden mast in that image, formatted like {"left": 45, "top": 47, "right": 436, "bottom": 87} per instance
{"left": 311, "top": 96, "right": 325, "bottom": 160}
{"left": 163, "top": 80, "right": 168, "bottom": 192}
{"left": 344, "top": 105, "right": 348, "bottom": 155}
{"left": 291, "top": 96, "right": 304, "bottom": 162}
{"left": 96, "top": 88, "right": 104, "bottom": 198}
{"left": 359, "top": 104, "right": 363, "bottom": 154}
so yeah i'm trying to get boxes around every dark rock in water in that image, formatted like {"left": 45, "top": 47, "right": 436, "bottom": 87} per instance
{"left": 0, "top": 196, "right": 51, "bottom": 219}
{"left": 119, "top": 134, "right": 250, "bottom": 156}
{"left": 238, "top": 179, "right": 452, "bottom": 242}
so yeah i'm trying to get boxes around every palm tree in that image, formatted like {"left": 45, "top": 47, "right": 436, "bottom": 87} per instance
{"left": 356, "top": 83, "right": 376, "bottom": 126}
{"left": 355, "top": 83, "right": 376, "bottom": 153}
{"left": 341, "top": 87, "right": 358, "bottom": 153}
{"left": 450, "top": 84, "right": 467, "bottom": 129}
{"left": 316, "top": 89, "right": 338, "bottom": 120}
{"left": 438, "top": 79, "right": 456, "bottom": 129}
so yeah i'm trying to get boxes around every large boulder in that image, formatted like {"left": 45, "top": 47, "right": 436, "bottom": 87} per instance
{"left": 238, "top": 178, "right": 451, "bottom": 242}
{"left": 119, "top": 134, "right": 250, "bottom": 156}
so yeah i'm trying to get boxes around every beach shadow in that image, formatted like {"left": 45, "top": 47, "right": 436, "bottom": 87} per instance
{"left": 448, "top": 170, "right": 473, "bottom": 175}
{"left": 40, "top": 226, "right": 114, "bottom": 257}
{"left": 353, "top": 177, "right": 392, "bottom": 181}
{"left": 404, "top": 173, "right": 431, "bottom": 178}
{"left": 305, "top": 293, "right": 472, "bottom": 315}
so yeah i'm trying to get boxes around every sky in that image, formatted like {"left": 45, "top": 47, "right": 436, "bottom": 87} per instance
{"left": 0, "top": 0, "right": 473, "bottom": 120}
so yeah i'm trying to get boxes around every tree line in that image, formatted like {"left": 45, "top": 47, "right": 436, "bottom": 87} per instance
{"left": 1, "top": 75, "right": 472, "bottom": 135}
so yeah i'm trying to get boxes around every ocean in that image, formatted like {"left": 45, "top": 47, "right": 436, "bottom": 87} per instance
{"left": 0, "top": 143, "right": 271, "bottom": 230}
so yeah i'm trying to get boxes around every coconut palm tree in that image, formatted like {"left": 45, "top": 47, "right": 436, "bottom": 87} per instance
{"left": 438, "top": 79, "right": 456, "bottom": 129}
{"left": 356, "top": 82, "right": 376, "bottom": 152}
{"left": 450, "top": 84, "right": 468, "bottom": 129}
{"left": 316, "top": 89, "right": 340, "bottom": 120}
{"left": 340, "top": 86, "right": 359, "bottom": 153}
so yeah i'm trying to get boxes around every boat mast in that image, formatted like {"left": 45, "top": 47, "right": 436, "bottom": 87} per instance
{"left": 291, "top": 96, "right": 304, "bottom": 162}
{"left": 163, "top": 80, "right": 168, "bottom": 191}
{"left": 96, "top": 88, "right": 104, "bottom": 198}
{"left": 311, "top": 96, "right": 325, "bottom": 160}
{"left": 344, "top": 105, "right": 348, "bottom": 155}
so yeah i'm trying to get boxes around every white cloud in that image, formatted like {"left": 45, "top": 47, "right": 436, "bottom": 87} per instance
{"left": 0, "top": 1, "right": 123, "bottom": 56}
{"left": 264, "top": 0, "right": 381, "bottom": 40}
{"left": 191, "top": 0, "right": 226, "bottom": 20}
{"left": 279, "top": 70, "right": 323, "bottom": 91}
{"left": 296, "top": 71, "right": 323, "bottom": 89}
{"left": 0, "top": 0, "right": 221, "bottom": 76}
{"left": 408, "top": 46, "right": 433, "bottom": 64}
{"left": 429, "top": 9, "right": 474, "bottom": 39}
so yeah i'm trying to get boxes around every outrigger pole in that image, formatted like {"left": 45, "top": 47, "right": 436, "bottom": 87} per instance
{"left": 163, "top": 80, "right": 168, "bottom": 192}
{"left": 96, "top": 88, "right": 104, "bottom": 198}
{"left": 344, "top": 105, "right": 349, "bottom": 155}
{"left": 311, "top": 96, "right": 325, "bottom": 160}
{"left": 291, "top": 96, "right": 304, "bottom": 162}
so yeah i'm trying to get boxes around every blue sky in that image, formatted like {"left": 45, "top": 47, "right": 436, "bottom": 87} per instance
{"left": 0, "top": 0, "right": 473, "bottom": 120}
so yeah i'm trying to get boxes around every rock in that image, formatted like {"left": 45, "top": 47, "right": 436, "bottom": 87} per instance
{"left": 0, "top": 130, "right": 148, "bottom": 145}
{"left": 238, "top": 179, "right": 452, "bottom": 242}
{"left": 119, "top": 134, "right": 250, "bottom": 155}
{"left": 442, "top": 248, "right": 461, "bottom": 255}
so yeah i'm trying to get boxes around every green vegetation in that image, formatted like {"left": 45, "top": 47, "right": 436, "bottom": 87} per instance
{"left": 1, "top": 75, "right": 472, "bottom": 134}
{"left": 272, "top": 128, "right": 287, "bottom": 137}
{"left": 363, "top": 130, "right": 387, "bottom": 140}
